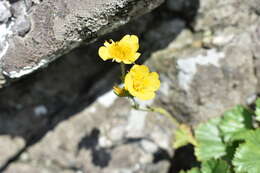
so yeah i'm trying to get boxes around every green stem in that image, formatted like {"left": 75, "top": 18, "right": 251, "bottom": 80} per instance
{"left": 120, "top": 63, "right": 126, "bottom": 81}
{"left": 131, "top": 101, "right": 180, "bottom": 127}
{"left": 130, "top": 100, "right": 198, "bottom": 146}
{"left": 147, "top": 106, "right": 180, "bottom": 127}
{"left": 131, "top": 97, "right": 139, "bottom": 109}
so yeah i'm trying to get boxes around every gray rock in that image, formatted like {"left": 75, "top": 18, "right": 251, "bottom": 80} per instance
{"left": 12, "top": 15, "right": 31, "bottom": 36}
{"left": 0, "top": 1, "right": 11, "bottom": 23}
{"left": 10, "top": 1, "right": 27, "bottom": 18}
{"left": 24, "top": 0, "right": 33, "bottom": 10}
{"left": 0, "top": 136, "right": 25, "bottom": 167}
{"left": 0, "top": 0, "right": 164, "bottom": 81}
{"left": 148, "top": 33, "right": 257, "bottom": 124}
{"left": 5, "top": 163, "right": 75, "bottom": 173}
{"left": 144, "top": 19, "right": 186, "bottom": 50}
{"left": 194, "top": 0, "right": 257, "bottom": 31}
{"left": 248, "top": 0, "right": 260, "bottom": 15}
{"left": 0, "top": 6, "right": 185, "bottom": 172}
{"left": 166, "top": 0, "right": 199, "bottom": 19}
{"left": 147, "top": 0, "right": 260, "bottom": 124}
{"left": 5, "top": 92, "right": 174, "bottom": 173}
{"left": 2, "top": 0, "right": 260, "bottom": 173}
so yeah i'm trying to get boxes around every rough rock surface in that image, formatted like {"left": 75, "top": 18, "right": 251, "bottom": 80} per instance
{"left": 149, "top": 35, "right": 257, "bottom": 124}
{"left": 5, "top": 95, "right": 174, "bottom": 173}
{"left": 146, "top": 0, "right": 260, "bottom": 124}
{"left": 0, "top": 136, "right": 25, "bottom": 167}
{"left": 0, "top": 0, "right": 163, "bottom": 82}
{"left": 0, "top": 4, "right": 185, "bottom": 173}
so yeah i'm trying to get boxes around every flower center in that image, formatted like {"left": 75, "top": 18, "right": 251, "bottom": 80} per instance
{"left": 110, "top": 43, "right": 131, "bottom": 60}
{"left": 133, "top": 77, "right": 147, "bottom": 92}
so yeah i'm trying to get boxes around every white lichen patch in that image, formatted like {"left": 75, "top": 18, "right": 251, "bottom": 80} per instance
{"left": 158, "top": 75, "right": 171, "bottom": 96}
{"left": 177, "top": 49, "right": 225, "bottom": 91}
{"left": 126, "top": 100, "right": 153, "bottom": 138}
{"left": 0, "top": 23, "right": 12, "bottom": 59}
{"left": 126, "top": 109, "right": 147, "bottom": 137}
{"left": 3, "top": 59, "right": 48, "bottom": 78}
{"left": 97, "top": 90, "right": 118, "bottom": 108}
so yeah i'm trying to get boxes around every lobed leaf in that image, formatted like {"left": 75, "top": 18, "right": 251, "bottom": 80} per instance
{"left": 233, "top": 129, "right": 260, "bottom": 173}
{"left": 201, "top": 159, "right": 231, "bottom": 173}
{"left": 195, "top": 118, "right": 226, "bottom": 161}
{"left": 255, "top": 98, "right": 260, "bottom": 121}
{"left": 180, "top": 168, "right": 201, "bottom": 173}
{"left": 173, "top": 124, "right": 197, "bottom": 149}
{"left": 219, "top": 105, "right": 253, "bottom": 143}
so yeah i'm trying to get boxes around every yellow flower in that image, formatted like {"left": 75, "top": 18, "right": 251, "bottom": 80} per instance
{"left": 125, "top": 65, "right": 160, "bottom": 100}
{"left": 98, "top": 35, "right": 141, "bottom": 64}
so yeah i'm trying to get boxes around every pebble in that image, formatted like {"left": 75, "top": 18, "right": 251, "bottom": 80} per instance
{"left": 12, "top": 15, "right": 31, "bottom": 36}
{"left": 141, "top": 139, "right": 158, "bottom": 153}
{"left": 0, "top": 1, "right": 12, "bottom": 23}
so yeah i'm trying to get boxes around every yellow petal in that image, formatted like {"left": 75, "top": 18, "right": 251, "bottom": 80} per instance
{"left": 124, "top": 73, "right": 133, "bottom": 91}
{"left": 131, "top": 65, "right": 149, "bottom": 75}
{"left": 132, "top": 52, "right": 141, "bottom": 62}
{"left": 129, "top": 35, "right": 139, "bottom": 52}
{"left": 114, "top": 58, "right": 123, "bottom": 63}
{"left": 148, "top": 72, "right": 161, "bottom": 90}
{"left": 120, "top": 35, "right": 131, "bottom": 43}
{"left": 120, "top": 35, "right": 139, "bottom": 52}
{"left": 104, "top": 41, "right": 110, "bottom": 47}
{"left": 98, "top": 46, "right": 111, "bottom": 61}
{"left": 122, "top": 59, "right": 133, "bottom": 64}
{"left": 137, "top": 92, "right": 155, "bottom": 100}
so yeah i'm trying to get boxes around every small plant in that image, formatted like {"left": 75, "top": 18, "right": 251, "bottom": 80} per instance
{"left": 98, "top": 34, "right": 160, "bottom": 101}
{"left": 98, "top": 34, "right": 179, "bottom": 126}
{"left": 176, "top": 99, "right": 260, "bottom": 173}
{"left": 98, "top": 35, "right": 260, "bottom": 173}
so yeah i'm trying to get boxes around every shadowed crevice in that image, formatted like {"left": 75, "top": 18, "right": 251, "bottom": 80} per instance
{"left": 0, "top": 0, "right": 200, "bottom": 171}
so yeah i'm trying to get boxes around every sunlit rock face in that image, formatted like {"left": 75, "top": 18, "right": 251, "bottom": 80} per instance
{"left": 0, "top": 0, "right": 163, "bottom": 84}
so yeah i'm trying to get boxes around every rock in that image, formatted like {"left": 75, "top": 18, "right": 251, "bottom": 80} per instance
{"left": 10, "top": 0, "right": 27, "bottom": 17}
{"left": 24, "top": 0, "right": 33, "bottom": 10}
{"left": 255, "top": 58, "right": 260, "bottom": 93}
{"left": 5, "top": 162, "right": 76, "bottom": 173}
{"left": 194, "top": 0, "right": 257, "bottom": 31}
{"left": 166, "top": 0, "right": 199, "bottom": 20}
{"left": 12, "top": 15, "right": 31, "bottom": 36}
{"left": 147, "top": 0, "right": 260, "bottom": 124}
{"left": 0, "top": 0, "right": 164, "bottom": 82}
{"left": 0, "top": 1, "right": 11, "bottom": 23}
{"left": 248, "top": 0, "right": 260, "bottom": 15}
{"left": 149, "top": 33, "right": 257, "bottom": 123}
{"left": 2, "top": 0, "right": 260, "bottom": 172}
{"left": 0, "top": 5, "right": 187, "bottom": 172}
{"left": 144, "top": 19, "right": 186, "bottom": 50}
{"left": 0, "top": 136, "right": 25, "bottom": 167}
{"left": 4, "top": 92, "right": 175, "bottom": 173}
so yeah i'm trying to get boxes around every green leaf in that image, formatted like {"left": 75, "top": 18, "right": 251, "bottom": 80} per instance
{"left": 222, "top": 142, "right": 239, "bottom": 162}
{"left": 173, "top": 124, "right": 197, "bottom": 149}
{"left": 233, "top": 129, "right": 260, "bottom": 173}
{"left": 201, "top": 159, "right": 231, "bottom": 173}
{"left": 195, "top": 118, "right": 226, "bottom": 161}
{"left": 255, "top": 98, "right": 260, "bottom": 121}
{"left": 180, "top": 168, "right": 201, "bottom": 173}
{"left": 219, "top": 105, "right": 253, "bottom": 143}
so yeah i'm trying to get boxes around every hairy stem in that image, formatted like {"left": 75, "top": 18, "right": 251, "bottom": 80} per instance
{"left": 131, "top": 101, "right": 180, "bottom": 127}
{"left": 120, "top": 63, "right": 126, "bottom": 81}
